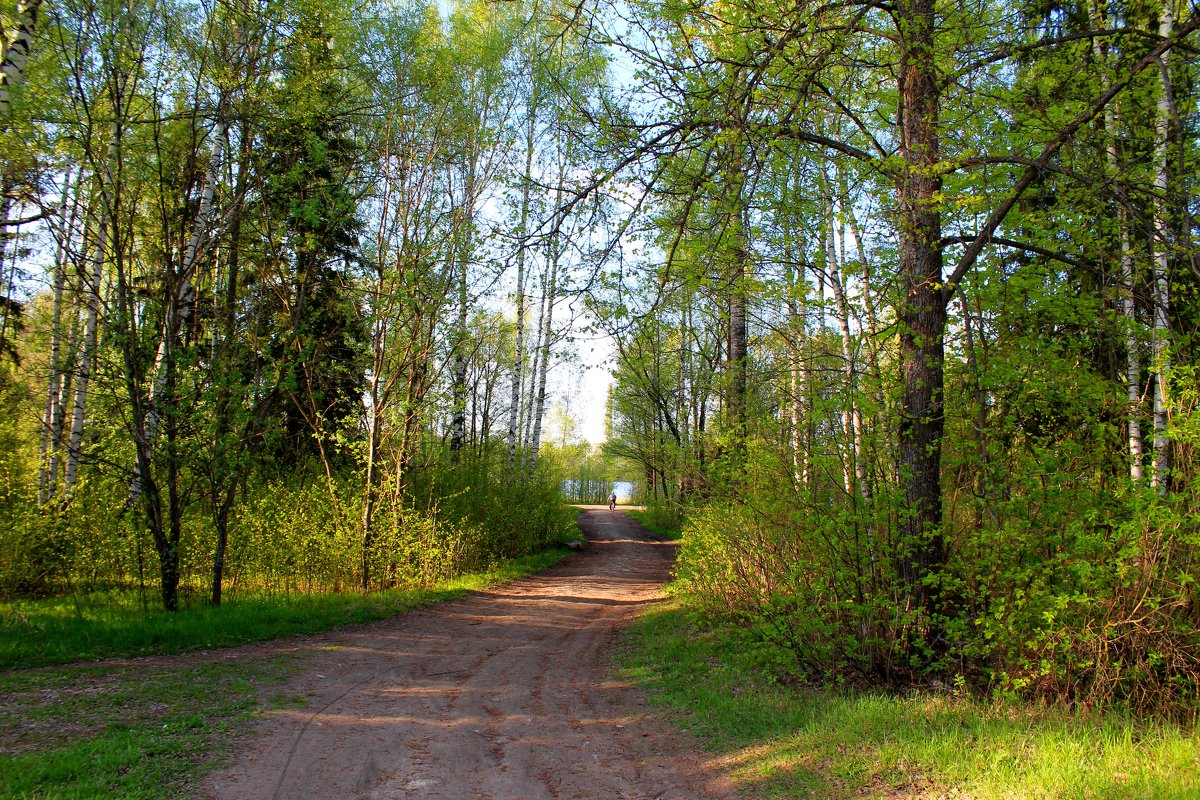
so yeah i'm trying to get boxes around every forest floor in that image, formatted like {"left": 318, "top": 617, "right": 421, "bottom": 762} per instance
{"left": 203, "top": 506, "right": 739, "bottom": 800}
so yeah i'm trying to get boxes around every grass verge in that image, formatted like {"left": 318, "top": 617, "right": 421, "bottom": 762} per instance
{"left": 0, "top": 655, "right": 291, "bottom": 799}
{"left": 0, "top": 550, "right": 569, "bottom": 671}
{"left": 623, "top": 508, "right": 683, "bottom": 541}
{"left": 620, "top": 602, "right": 1200, "bottom": 799}
{"left": 0, "top": 548, "right": 570, "bottom": 798}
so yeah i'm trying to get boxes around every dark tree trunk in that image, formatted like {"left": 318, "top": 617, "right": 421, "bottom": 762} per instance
{"left": 895, "top": 0, "right": 947, "bottom": 639}
{"left": 727, "top": 221, "right": 749, "bottom": 440}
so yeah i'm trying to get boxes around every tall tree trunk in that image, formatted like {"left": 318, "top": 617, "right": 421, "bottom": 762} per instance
{"left": 38, "top": 170, "right": 78, "bottom": 504}
{"left": 0, "top": 0, "right": 41, "bottom": 125}
{"left": 895, "top": 0, "right": 947, "bottom": 634}
{"left": 1089, "top": 0, "right": 1144, "bottom": 482}
{"left": 727, "top": 209, "right": 749, "bottom": 442}
{"left": 844, "top": 203, "right": 882, "bottom": 498}
{"left": 449, "top": 252, "right": 469, "bottom": 461}
{"left": 829, "top": 226, "right": 864, "bottom": 499}
{"left": 508, "top": 91, "right": 538, "bottom": 468}
{"left": 0, "top": 183, "right": 11, "bottom": 356}
{"left": 1151, "top": 0, "right": 1175, "bottom": 491}
{"left": 787, "top": 267, "right": 808, "bottom": 487}
{"left": 823, "top": 179, "right": 858, "bottom": 496}
{"left": 523, "top": 277, "right": 544, "bottom": 450}
{"left": 362, "top": 290, "right": 386, "bottom": 590}
{"left": 65, "top": 183, "right": 111, "bottom": 492}
{"left": 781, "top": 171, "right": 809, "bottom": 487}
{"left": 211, "top": 170, "right": 247, "bottom": 607}
{"left": 527, "top": 227, "right": 560, "bottom": 471}
{"left": 449, "top": 169, "right": 477, "bottom": 461}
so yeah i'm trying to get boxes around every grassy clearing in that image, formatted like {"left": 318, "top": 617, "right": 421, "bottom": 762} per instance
{"left": 0, "top": 548, "right": 570, "bottom": 798}
{"left": 621, "top": 602, "right": 1200, "bottom": 799}
{"left": 0, "top": 549, "right": 568, "bottom": 671}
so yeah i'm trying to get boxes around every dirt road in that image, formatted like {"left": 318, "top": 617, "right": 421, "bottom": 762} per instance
{"left": 205, "top": 507, "right": 738, "bottom": 800}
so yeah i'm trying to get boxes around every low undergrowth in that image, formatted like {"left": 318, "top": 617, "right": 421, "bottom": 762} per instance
{"left": 620, "top": 602, "right": 1200, "bottom": 799}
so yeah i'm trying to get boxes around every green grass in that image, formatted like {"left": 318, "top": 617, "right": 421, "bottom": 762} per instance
{"left": 0, "top": 654, "right": 293, "bottom": 799}
{"left": 620, "top": 602, "right": 1200, "bottom": 799}
{"left": 0, "top": 549, "right": 569, "bottom": 670}
{"left": 623, "top": 508, "right": 684, "bottom": 541}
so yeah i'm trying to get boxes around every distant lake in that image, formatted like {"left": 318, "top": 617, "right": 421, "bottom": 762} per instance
{"left": 561, "top": 479, "right": 635, "bottom": 503}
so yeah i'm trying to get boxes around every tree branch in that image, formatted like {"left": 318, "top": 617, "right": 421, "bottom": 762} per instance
{"left": 942, "top": 6, "right": 1200, "bottom": 304}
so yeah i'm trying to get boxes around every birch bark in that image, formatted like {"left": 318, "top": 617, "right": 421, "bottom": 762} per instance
{"left": 1151, "top": 0, "right": 1175, "bottom": 491}
{"left": 0, "top": 0, "right": 41, "bottom": 125}
{"left": 526, "top": 200, "right": 561, "bottom": 470}
{"left": 37, "top": 170, "right": 78, "bottom": 504}
{"left": 65, "top": 192, "right": 109, "bottom": 492}
{"left": 1089, "top": 0, "right": 1144, "bottom": 482}
{"left": 508, "top": 84, "right": 538, "bottom": 468}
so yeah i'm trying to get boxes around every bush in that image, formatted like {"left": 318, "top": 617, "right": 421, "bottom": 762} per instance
{"left": 672, "top": 457, "right": 1200, "bottom": 714}
{"left": 0, "top": 446, "right": 575, "bottom": 606}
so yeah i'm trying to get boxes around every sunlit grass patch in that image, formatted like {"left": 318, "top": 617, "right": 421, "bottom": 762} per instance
{"left": 623, "top": 508, "right": 684, "bottom": 541}
{"left": 620, "top": 602, "right": 1200, "bottom": 799}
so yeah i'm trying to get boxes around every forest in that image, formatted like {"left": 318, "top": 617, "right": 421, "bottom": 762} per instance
{"left": 1, "top": 0, "right": 1199, "bottom": 717}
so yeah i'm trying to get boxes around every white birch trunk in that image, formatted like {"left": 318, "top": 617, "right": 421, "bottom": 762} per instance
{"left": 1089, "top": 0, "right": 1144, "bottom": 482}
{"left": 449, "top": 129, "right": 481, "bottom": 460}
{"left": 0, "top": 0, "right": 41, "bottom": 123}
{"left": 523, "top": 280, "right": 545, "bottom": 452}
{"left": 526, "top": 227, "right": 560, "bottom": 471}
{"left": 830, "top": 252, "right": 865, "bottom": 499}
{"left": 508, "top": 96, "right": 537, "bottom": 468}
{"left": 782, "top": 171, "right": 808, "bottom": 487}
{"left": 38, "top": 169, "right": 77, "bottom": 504}
{"left": 65, "top": 198, "right": 109, "bottom": 492}
{"left": 826, "top": 200, "right": 863, "bottom": 497}
{"left": 1151, "top": 1, "right": 1175, "bottom": 491}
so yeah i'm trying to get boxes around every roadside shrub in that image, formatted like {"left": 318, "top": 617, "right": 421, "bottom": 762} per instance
{"left": 673, "top": 453, "right": 1200, "bottom": 714}
{"left": 634, "top": 496, "right": 685, "bottom": 537}
{"left": 0, "top": 445, "right": 575, "bottom": 606}
{"left": 673, "top": 490, "right": 900, "bottom": 686}
{"left": 403, "top": 449, "right": 576, "bottom": 560}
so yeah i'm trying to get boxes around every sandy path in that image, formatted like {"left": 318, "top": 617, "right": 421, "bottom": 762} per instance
{"left": 204, "top": 507, "right": 738, "bottom": 800}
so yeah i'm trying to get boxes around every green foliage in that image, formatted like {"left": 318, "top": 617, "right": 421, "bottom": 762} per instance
{"left": 540, "top": 440, "right": 628, "bottom": 504}
{"left": 0, "top": 447, "right": 573, "bottom": 609}
{"left": 673, "top": 490, "right": 898, "bottom": 686}
{"left": 0, "top": 476, "right": 132, "bottom": 599}
{"left": 403, "top": 448, "right": 578, "bottom": 560}
{"left": 671, "top": 445, "right": 1200, "bottom": 712}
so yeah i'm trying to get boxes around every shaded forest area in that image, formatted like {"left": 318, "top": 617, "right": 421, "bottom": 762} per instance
{"left": 2, "top": 0, "right": 1200, "bottom": 716}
